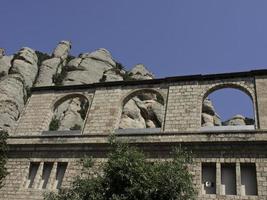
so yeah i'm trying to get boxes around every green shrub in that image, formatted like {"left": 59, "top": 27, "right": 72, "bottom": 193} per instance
{"left": 52, "top": 67, "right": 68, "bottom": 86}
{"left": 49, "top": 117, "right": 60, "bottom": 131}
{"left": 44, "top": 137, "right": 196, "bottom": 200}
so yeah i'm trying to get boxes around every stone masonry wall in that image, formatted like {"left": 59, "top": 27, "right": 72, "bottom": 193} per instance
{"left": 13, "top": 76, "right": 256, "bottom": 136}
{"left": 1, "top": 150, "right": 266, "bottom": 200}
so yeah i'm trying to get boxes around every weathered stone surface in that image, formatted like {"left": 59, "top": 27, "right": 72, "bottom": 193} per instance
{"left": 119, "top": 93, "right": 163, "bottom": 129}
{"left": 63, "top": 49, "right": 115, "bottom": 85}
{"left": 80, "top": 48, "right": 116, "bottom": 66}
{"left": 0, "top": 55, "right": 13, "bottom": 78}
{"left": 213, "top": 113, "right": 222, "bottom": 126}
{"left": 223, "top": 114, "right": 246, "bottom": 126}
{"left": 35, "top": 58, "right": 61, "bottom": 86}
{"left": 53, "top": 97, "right": 87, "bottom": 131}
{"left": 9, "top": 47, "right": 38, "bottom": 88}
{"left": 202, "top": 99, "right": 215, "bottom": 115}
{"left": 129, "top": 64, "right": 154, "bottom": 80}
{"left": 202, "top": 113, "right": 214, "bottom": 127}
{"left": 119, "top": 99, "right": 146, "bottom": 129}
{"left": 52, "top": 40, "right": 71, "bottom": 60}
{"left": 0, "top": 74, "right": 25, "bottom": 132}
{"left": 0, "top": 48, "right": 5, "bottom": 58}
{"left": 101, "top": 69, "right": 124, "bottom": 82}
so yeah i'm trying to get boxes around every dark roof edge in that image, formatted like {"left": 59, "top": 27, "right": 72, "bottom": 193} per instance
{"left": 31, "top": 69, "right": 267, "bottom": 92}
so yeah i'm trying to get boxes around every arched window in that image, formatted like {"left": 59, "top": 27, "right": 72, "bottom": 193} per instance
{"left": 49, "top": 95, "right": 89, "bottom": 131}
{"left": 201, "top": 87, "right": 255, "bottom": 129}
{"left": 119, "top": 90, "right": 164, "bottom": 129}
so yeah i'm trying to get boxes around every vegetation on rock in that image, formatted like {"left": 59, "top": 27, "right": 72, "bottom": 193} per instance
{"left": 44, "top": 138, "right": 196, "bottom": 200}
{"left": 49, "top": 117, "right": 60, "bottom": 131}
{"left": 35, "top": 51, "right": 52, "bottom": 66}
{"left": 70, "top": 124, "right": 82, "bottom": 130}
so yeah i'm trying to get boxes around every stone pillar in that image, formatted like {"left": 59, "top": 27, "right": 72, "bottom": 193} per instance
{"left": 236, "top": 162, "right": 242, "bottom": 196}
{"left": 216, "top": 162, "right": 221, "bottom": 195}
{"left": 255, "top": 76, "right": 267, "bottom": 129}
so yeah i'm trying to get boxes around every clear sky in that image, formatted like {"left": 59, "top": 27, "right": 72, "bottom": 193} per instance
{"left": 0, "top": 0, "right": 264, "bottom": 120}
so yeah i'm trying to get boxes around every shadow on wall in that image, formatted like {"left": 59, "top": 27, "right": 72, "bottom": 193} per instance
{"left": 201, "top": 88, "right": 255, "bottom": 129}
{"left": 49, "top": 95, "right": 89, "bottom": 131}
{"left": 118, "top": 90, "right": 164, "bottom": 129}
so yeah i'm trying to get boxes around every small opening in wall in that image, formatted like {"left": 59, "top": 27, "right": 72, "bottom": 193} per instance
{"left": 55, "top": 162, "right": 68, "bottom": 189}
{"left": 221, "top": 163, "right": 236, "bottom": 195}
{"left": 27, "top": 162, "right": 40, "bottom": 188}
{"left": 241, "top": 163, "right": 257, "bottom": 196}
{"left": 202, "top": 163, "right": 216, "bottom": 194}
{"left": 41, "top": 162, "right": 53, "bottom": 189}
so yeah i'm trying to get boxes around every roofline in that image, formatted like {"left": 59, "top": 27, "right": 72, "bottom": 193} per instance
{"left": 31, "top": 69, "right": 267, "bottom": 92}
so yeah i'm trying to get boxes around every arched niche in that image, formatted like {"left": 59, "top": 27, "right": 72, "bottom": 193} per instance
{"left": 118, "top": 89, "right": 165, "bottom": 129}
{"left": 49, "top": 94, "right": 90, "bottom": 131}
{"left": 201, "top": 84, "right": 256, "bottom": 129}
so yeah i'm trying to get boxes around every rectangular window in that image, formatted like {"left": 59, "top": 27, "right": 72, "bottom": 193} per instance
{"left": 202, "top": 163, "right": 216, "bottom": 194}
{"left": 221, "top": 163, "right": 236, "bottom": 195}
{"left": 27, "top": 162, "right": 40, "bottom": 188}
{"left": 55, "top": 162, "right": 68, "bottom": 189}
{"left": 241, "top": 163, "right": 257, "bottom": 196}
{"left": 41, "top": 162, "right": 53, "bottom": 189}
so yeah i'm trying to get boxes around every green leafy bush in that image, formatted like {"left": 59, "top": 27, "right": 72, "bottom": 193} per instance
{"left": 49, "top": 117, "right": 60, "bottom": 131}
{"left": 44, "top": 138, "right": 196, "bottom": 200}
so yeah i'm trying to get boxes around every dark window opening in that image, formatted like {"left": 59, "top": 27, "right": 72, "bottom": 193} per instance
{"left": 55, "top": 162, "right": 68, "bottom": 189}
{"left": 202, "top": 163, "right": 216, "bottom": 194}
{"left": 27, "top": 162, "right": 40, "bottom": 188}
{"left": 41, "top": 162, "right": 53, "bottom": 189}
{"left": 221, "top": 163, "right": 236, "bottom": 195}
{"left": 241, "top": 163, "right": 257, "bottom": 196}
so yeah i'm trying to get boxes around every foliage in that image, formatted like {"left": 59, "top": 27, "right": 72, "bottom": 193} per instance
{"left": 78, "top": 98, "right": 89, "bottom": 120}
{"left": 122, "top": 72, "right": 135, "bottom": 81}
{"left": 0, "top": 131, "right": 8, "bottom": 188}
{"left": 66, "top": 55, "right": 75, "bottom": 64}
{"left": 52, "top": 67, "right": 68, "bottom": 86}
{"left": 115, "top": 62, "right": 124, "bottom": 70}
{"left": 44, "top": 138, "right": 196, "bottom": 200}
{"left": 70, "top": 124, "right": 82, "bottom": 130}
{"left": 35, "top": 51, "right": 52, "bottom": 66}
{"left": 49, "top": 117, "right": 60, "bottom": 131}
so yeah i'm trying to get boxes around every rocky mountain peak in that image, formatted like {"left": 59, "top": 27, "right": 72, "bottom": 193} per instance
{"left": 0, "top": 40, "right": 159, "bottom": 132}
{"left": 129, "top": 64, "right": 154, "bottom": 80}
{"left": 52, "top": 40, "right": 71, "bottom": 60}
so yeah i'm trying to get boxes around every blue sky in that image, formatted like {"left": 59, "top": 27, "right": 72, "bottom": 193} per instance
{"left": 1, "top": 0, "right": 264, "bottom": 119}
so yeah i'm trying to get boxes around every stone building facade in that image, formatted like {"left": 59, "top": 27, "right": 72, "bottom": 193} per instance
{"left": 1, "top": 69, "right": 267, "bottom": 200}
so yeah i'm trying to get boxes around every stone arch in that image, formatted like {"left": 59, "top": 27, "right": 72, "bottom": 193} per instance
{"left": 202, "top": 82, "right": 254, "bottom": 101}
{"left": 121, "top": 88, "right": 165, "bottom": 107}
{"left": 49, "top": 93, "right": 90, "bottom": 131}
{"left": 52, "top": 93, "right": 89, "bottom": 111}
{"left": 200, "top": 82, "right": 256, "bottom": 128}
{"left": 118, "top": 88, "right": 165, "bottom": 130}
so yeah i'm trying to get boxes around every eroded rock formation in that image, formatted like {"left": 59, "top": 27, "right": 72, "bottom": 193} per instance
{"left": 50, "top": 97, "right": 89, "bottom": 131}
{"left": 0, "top": 41, "right": 156, "bottom": 132}
{"left": 119, "top": 93, "right": 164, "bottom": 129}
{"left": 201, "top": 98, "right": 254, "bottom": 127}
{"left": 35, "top": 41, "right": 71, "bottom": 86}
